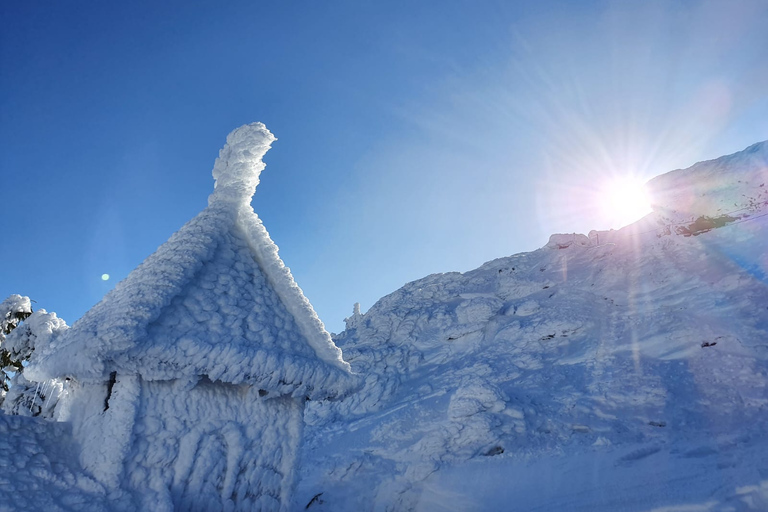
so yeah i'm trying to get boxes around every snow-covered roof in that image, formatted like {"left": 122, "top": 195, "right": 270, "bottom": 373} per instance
{"left": 27, "top": 123, "right": 356, "bottom": 400}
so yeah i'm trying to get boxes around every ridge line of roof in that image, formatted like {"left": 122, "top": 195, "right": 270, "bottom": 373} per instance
{"left": 234, "top": 205, "right": 352, "bottom": 373}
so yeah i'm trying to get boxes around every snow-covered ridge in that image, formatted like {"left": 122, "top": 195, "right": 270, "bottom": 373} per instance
{"left": 298, "top": 141, "right": 768, "bottom": 511}
{"left": 647, "top": 139, "right": 768, "bottom": 222}
{"left": 544, "top": 140, "right": 768, "bottom": 248}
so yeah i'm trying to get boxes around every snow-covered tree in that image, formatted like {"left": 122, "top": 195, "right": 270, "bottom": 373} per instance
{"left": 0, "top": 295, "right": 67, "bottom": 417}
{"left": 0, "top": 294, "right": 33, "bottom": 391}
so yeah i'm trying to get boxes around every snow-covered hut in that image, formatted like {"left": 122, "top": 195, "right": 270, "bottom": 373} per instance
{"left": 27, "top": 123, "right": 356, "bottom": 512}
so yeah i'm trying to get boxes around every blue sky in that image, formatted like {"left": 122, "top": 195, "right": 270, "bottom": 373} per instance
{"left": 2, "top": 0, "right": 767, "bottom": 333}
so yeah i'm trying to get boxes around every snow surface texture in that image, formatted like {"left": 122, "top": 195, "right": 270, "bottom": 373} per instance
{"left": 298, "top": 141, "right": 768, "bottom": 511}
{"left": 1, "top": 371, "right": 64, "bottom": 419}
{"left": 0, "top": 413, "right": 116, "bottom": 512}
{"left": 27, "top": 122, "right": 354, "bottom": 400}
{"left": 124, "top": 380, "right": 303, "bottom": 512}
{"left": 55, "top": 374, "right": 303, "bottom": 511}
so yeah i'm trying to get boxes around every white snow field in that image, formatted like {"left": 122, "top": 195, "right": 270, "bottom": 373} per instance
{"left": 297, "top": 141, "right": 768, "bottom": 511}
{"left": 1, "top": 137, "right": 767, "bottom": 512}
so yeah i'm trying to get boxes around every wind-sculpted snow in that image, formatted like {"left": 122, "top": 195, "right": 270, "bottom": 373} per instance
{"left": 123, "top": 380, "right": 303, "bottom": 512}
{"left": 27, "top": 123, "right": 354, "bottom": 400}
{"left": 0, "top": 413, "right": 125, "bottom": 512}
{"left": 299, "top": 141, "right": 768, "bottom": 511}
{"left": 209, "top": 122, "right": 275, "bottom": 206}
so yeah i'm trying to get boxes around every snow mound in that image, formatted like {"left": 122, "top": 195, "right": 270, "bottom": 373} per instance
{"left": 546, "top": 233, "right": 593, "bottom": 249}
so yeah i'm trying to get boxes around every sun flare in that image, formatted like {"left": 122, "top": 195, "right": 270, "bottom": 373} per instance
{"left": 599, "top": 176, "right": 652, "bottom": 229}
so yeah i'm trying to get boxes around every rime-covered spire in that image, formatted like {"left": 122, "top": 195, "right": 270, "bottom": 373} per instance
{"left": 27, "top": 122, "right": 356, "bottom": 399}
{"left": 209, "top": 122, "right": 277, "bottom": 206}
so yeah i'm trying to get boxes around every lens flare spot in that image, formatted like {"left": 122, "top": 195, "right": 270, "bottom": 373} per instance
{"left": 101, "top": 274, "right": 110, "bottom": 281}
{"left": 599, "top": 176, "right": 652, "bottom": 229}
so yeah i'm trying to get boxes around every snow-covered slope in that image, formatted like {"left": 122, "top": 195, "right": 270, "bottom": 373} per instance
{"left": 648, "top": 140, "right": 768, "bottom": 223}
{"left": 297, "top": 141, "right": 768, "bottom": 511}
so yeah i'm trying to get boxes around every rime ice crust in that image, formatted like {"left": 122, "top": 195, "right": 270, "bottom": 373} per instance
{"left": 0, "top": 414, "right": 119, "bottom": 511}
{"left": 209, "top": 122, "right": 276, "bottom": 206}
{"left": 27, "top": 123, "right": 355, "bottom": 400}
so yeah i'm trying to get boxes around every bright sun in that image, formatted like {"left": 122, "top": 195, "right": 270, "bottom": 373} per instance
{"left": 599, "top": 176, "right": 652, "bottom": 229}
